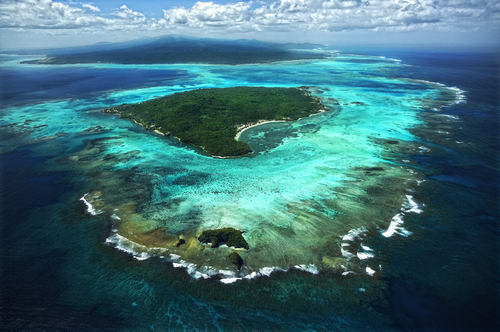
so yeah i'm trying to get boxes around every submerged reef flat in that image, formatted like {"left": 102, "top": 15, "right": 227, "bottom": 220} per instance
{"left": 3, "top": 50, "right": 496, "bottom": 331}
{"left": 5, "top": 52, "right": 463, "bottom": 284}
{"left": 67, "top": 134, "right": 425, "bottom": 279}
{"left": 60, "top": 56, "right": 455, "bottom": 281}
{"left": 103, "top": 86, "right": 326, "bottom": 157}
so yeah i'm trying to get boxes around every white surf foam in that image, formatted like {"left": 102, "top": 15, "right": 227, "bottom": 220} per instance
{"left": 382, "top": 213, "right": 406, "bottom": 238}
{"left": 366, "top": 266, "right": 377, "bottom": 276}
{"left": 404, "top": 195, "right": 424, "bottom": 213}
{"left": 418, "top": 146, "right": 431, "bottom": 153}
{"left": 448, "top": 86, "right": 466, "bottom": 104}
{"left": 166, "top": 252, "right": 298, "bottom": 283}
{"left": 80, "top": 193, "right": 103, "bottom": 215}
{"left": 436, "top": 114, "right": 460, "bottom": 120}
{"left": 105, "top": 233, "right": 152, "bottom": 260}
{"left": 341, "top": 227, "right": 369, "bottom": 260}
{"left": 220, "top": 277, "right": 241, "bottom": 284}
{"left": 357, "top": 252, "right": 375, "bottom": 260}
{"left": 217, "top": 266, "right": 292, "bottom": 284}
{"left": 294, "top": 264, "right": 319, "bottom": 274}
{"left": 342, "top": 227, "right": 367, "bottom": 242}
{"left": 357, "top": 244, "right": 375, "bottom": 260}
{"left": 382, "top": 194, "right": 423, "bottom": 238}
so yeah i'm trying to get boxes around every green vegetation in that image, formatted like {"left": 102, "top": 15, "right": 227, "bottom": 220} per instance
{"left": 229, "top": 252, "right": 244, "bottom": 270}
{"left": 104, "top": 86, "right": 325, "bottom": 157}
{"left": 21, "top": 38, "right": 327, "bottom": 65}
{"left": 175, "top": 238, "right": 185, "bottom": 247}
{"left": 198, "top": 228, "right": 249, "bottom": 249}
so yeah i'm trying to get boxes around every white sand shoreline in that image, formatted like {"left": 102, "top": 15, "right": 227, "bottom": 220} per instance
{"left": 235, "top": 120, "right": 287, "bottom": 141}
{"left": 153, "top": 129, "right": 165, "bottom": 136}
{"left": 128, "top": 106, "right": 328, "bottom": 158}
{"left": 234, "top": 109, "right": 327, "bottom": 141}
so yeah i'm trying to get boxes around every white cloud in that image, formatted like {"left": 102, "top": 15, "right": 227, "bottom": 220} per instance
{"left": 82, "top": 3, "right": 100, "bottom": 12}
{"left": 0, "top": 0, "right": 106, "bottom": 28}
{"left": 0, "top": 0, "right": 498, "bottom": 36}
{"left": 160, "top": 2, "right": 252, "bottom": 29}
{"left": 158, "top": 0, "right": 499, "bottom": 33}
{"left": 0, "top": 0, "right": 155, "bottom": 31}
{"left": 113, "top": 5, "right": 146, "bottom": 24}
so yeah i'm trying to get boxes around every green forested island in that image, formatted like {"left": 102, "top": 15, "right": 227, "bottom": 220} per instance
{"left": 21, "top": 37, "right": 327, "bottom": 65}
{"left": 104, "top": 86, "right": 325, "bottom": 157}
{"left": 198, "top": 228, "right": 249, "bottom": 249}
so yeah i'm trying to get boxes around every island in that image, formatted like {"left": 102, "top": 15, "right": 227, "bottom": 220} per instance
{"left": 197, "top": 228, "right": 248, "bottom": 270}
{"left": 21, "top": 37, "right": 328, "bottom": 65}
{"left": 103, "top": 86, "right": 326, "bottom": 157}
{"left": 198, "top": 228, "right": 249, "bottom": 249}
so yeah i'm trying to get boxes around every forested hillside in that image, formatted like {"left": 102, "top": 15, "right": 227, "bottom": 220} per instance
{"left": 105, "top": 86, "right": 325, "bottom": 157}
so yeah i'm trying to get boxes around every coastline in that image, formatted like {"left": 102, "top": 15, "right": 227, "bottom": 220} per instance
{"left": 153, "top": 129, "right": 165, "bottom": 136}
{"left": 234, "top": 120, "right": 287, "bottom": 141}
{"left": 103, "top": 88, "right": 328, "bottom": 158}
{"left": 235, "top": 108, "right": 328, "bottom": 141}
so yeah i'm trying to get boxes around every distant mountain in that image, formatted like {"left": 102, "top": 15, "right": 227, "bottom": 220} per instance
{"left": 279, "top": 42, "right": 326, "bottom": 49}
{"left": 21, "top": 36, "right": 328, "bottom": 65}
{"left": 10, "top": 36, "right": 160, "bottom": 56}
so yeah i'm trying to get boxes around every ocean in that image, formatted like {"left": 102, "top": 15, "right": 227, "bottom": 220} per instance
{"left": 0, "top": 49, "right": 498, "bottom": 331}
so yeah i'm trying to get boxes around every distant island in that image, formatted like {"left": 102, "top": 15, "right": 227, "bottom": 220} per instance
{"left": 103, "top": 86, "right": 326, "bottom": 157}
{"left": 21, "top": 36, "right": 328, "bottom": 65}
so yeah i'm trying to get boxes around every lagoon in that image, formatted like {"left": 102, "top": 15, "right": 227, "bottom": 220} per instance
{"left": 0, "top": 50, "right": 498, "bottom": 331}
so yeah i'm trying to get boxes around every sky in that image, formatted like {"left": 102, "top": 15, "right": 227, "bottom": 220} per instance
{"left": 0, "top": 0, "right": 499, "bottom": 50}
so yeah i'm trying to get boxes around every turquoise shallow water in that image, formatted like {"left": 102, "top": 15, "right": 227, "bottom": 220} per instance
{"left": 1, "top": 54, "right": 445, "bottom": 279}
{"left": 2, "top": 51, "right": 497, "bottom": 331}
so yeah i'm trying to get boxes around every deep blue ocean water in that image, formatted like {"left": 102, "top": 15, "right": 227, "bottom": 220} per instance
{"left": 0, "top": 50, "right": 498, "bottom": 331}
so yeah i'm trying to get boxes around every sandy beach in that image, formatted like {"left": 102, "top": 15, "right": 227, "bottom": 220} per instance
{"left": 234, "top": 120, "right": 287, "bottom": 140}
{"left": 235, "top": 109, "right": 327, "bottom": 141}
{"left": 154, "top": 129, "right": 165, "bottom": 136}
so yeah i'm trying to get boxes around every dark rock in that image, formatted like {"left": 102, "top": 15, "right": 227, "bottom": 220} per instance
{"left": 210, "top": 236, "right": 219, "bottom": 248}
{"left": 229, "top": 252, "right": 243, "bottom": 270}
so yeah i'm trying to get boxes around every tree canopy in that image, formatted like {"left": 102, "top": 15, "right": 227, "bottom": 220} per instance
{"left": 104, "top": 86, "right": 325, "bottom": 157}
